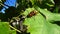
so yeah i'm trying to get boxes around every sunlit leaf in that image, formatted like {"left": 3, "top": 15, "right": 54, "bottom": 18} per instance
{"left": 30, "top": 0, "right": 36, "bottom": 5}
{"left": 23, "top": 8, "right": 60, "bottom": 34}
{"left": 0, "top": 22, "right": 10, "bottom": 34}
{"left": 0, "top": 22, "right": 16, "bottom": 34}
{"left": 35, "top": 6, "right": 60, "bottom": 21}
{"left": 50, "top": 0, "right": 54, "bottom": 4}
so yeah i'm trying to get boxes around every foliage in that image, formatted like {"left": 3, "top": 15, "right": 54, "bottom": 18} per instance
{"left": 23, "top": 7, "right": 60, "bottom": 34}
{"left": 0, "top": 0, "right": 60, "bottom": 34}
{"left": 0, "top": 22, "right": 16, "bottom": 34}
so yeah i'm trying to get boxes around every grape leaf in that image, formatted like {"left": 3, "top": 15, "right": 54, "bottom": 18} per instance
{"left": 0, "top": 22, "right": 16, "bottom": 34}
{"left": 23, "top": 8, "right": 60, "bottom": 34}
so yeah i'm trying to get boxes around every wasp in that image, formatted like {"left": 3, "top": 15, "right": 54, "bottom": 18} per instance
{"left": 27, "top": 10, "right": 38, "bottom": 18}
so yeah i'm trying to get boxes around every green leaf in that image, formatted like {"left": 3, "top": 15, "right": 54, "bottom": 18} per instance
{"left": 45, "top": 3, "right": 54, "bottom": 7}
{"left": 35, "top": 6, "right": 60, "bottom": 21}
{"left": 23, "top": 8, "right": 60, "bottom": 34}
{"left": 10, "top": 30, "right": 16, "bottom": 34}
{"left": 0, "top": 22, "right": 16, "bottom": 34}
{"left": 30, "top": 0, "right": 36, "bottom": 5}
{"left": 0, "top": 22, "right": 10, "bottom": 34}
{"left": 53, "top": 6, "right": 59, "bottom": 13}
{"left": 49, "top": 0, "right": 54, "bottom": 4}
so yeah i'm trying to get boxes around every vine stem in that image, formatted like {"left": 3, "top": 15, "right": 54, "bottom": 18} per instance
{"left": 9, "top": 25, "right": 21, "bottom": 33}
